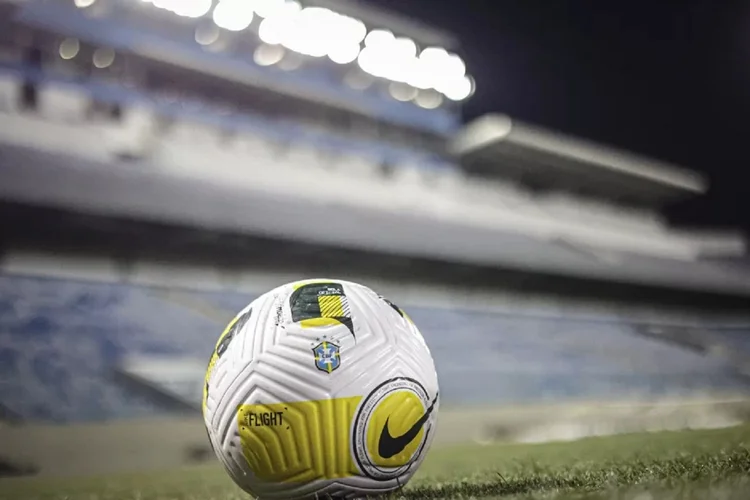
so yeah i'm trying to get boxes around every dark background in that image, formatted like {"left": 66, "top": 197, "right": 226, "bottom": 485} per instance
{"left": 373, "top": 0, "right": 750, "bottom": 233}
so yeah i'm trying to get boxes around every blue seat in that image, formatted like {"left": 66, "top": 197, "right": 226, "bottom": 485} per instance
{"left": 0, "top": 273, "right": 746, "bottom": 422}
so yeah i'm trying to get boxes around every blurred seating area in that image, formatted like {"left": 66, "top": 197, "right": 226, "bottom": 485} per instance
{"left": 0, "top": 272, "right": 746, "bottom": 423}
{"left": 0, "top": 65, "right": 446, "bottom": 167}
{"left": 0, "top": 63, "right": 744, "bottom": 262}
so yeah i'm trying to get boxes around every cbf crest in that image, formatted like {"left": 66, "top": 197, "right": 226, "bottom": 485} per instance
{"left": 312, "top": 341, "right": 341, "bottom": 374}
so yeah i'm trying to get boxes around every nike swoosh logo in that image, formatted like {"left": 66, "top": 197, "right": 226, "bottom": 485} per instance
{"left": 377, "top": 392, "right": 439, "bottom": 459}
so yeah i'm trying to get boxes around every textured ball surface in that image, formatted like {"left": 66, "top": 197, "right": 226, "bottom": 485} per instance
{"left": 202, "top": 279, "right": 440, "bottom": 499}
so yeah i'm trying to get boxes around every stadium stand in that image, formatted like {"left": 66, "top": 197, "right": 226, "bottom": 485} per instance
{"left": 0, "top": 44, "right": 746, "bottom": 292}
{"left": 0, "top": 270, "right": 748, "bottom": 423}
{"left": 1, "top": 0, "right": 749, "bottom": 444}
{"left": 9, "top": 0, "right": 462, "bottom": 135}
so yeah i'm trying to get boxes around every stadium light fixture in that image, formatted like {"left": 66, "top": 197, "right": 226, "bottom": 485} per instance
{"left": 213, "top": 0, "right": 254, "bottom": 31}
{"left": 393, "top": 37, "right": 417, "bottom": 58}
{"left": 195, "top": 23, "right": 220, "bottom": 46}
{"left": 438, "top": 74, "right": 475, "bottom": 101}
{"left": 357, "top": 30, "right": 398, "bottom": 79}
{"left": 142, "top": 0, "right": 212, "bottom": 18}
{"left": 338, "top": 16, "right": 367, "bottom": 45}
{"left": 257, "top": 5, "right": 364, "bottom": 63}
{"left": 344, "top": 69, "right": 373, "bottom": 90}
{"left": 257, "top": 1, "right": 301, "bottom": 45}
{"left": 389, "top": 38, "right": 420, "bottom": 83}
{"left": 406, "top": 58, "right": 434, "bottom": 90}
{"left": 59, "top": 38, "right": 81, "bottom": 60}
{"left": 92, "top": 47, "right": 116, "bottom": 68}
{"left": 252, "top": 0, "right": 297, "bottom": 19}
{"left": 356, "top": 45, "right": 388, "bottom": 79}
{"left": 445, "top": 53, "right": 466, "bottom": 77}
{"left": 328, "top": 42, "right": 360, "bottom": 65}
{"left": 74, "top": 0, "right": 97, "bottom": 7}
{"left": 174, "top": 0, "right": 213, "bottom": 18}
{"left": 254, "top": 43, "right": 285, "bottom": 66}
{"left": 258, "top": 18, "right": 283, "bottom": 45}
{"left": 359, "top": 31, "right": 432, "bottom": 89}
{"left": 281, "top": 7, "right": 332, "bottom": 57}
{"left": 278, "top": 53, "right": 302, "bottom": 71}
{"left": 366, "top": 42, "right": 476, "bottom": 103}
{"left": 132, "top": 0, "right": 475, "bottom": 102}
{"left": 326, "top": 11, "right": 366, "bottom": 64}
{"left": 414, "top": 89, "right": 443, "bottom": 109}
{"left": 364, "top": 29, "right": 394, "bottom": 49}
{"left": 388, "top": 81, "right": 418, "bottom": 102}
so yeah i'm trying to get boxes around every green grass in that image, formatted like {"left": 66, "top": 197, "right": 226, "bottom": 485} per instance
{"left": 2, "top": 425, "right": 750, "bottom": 500}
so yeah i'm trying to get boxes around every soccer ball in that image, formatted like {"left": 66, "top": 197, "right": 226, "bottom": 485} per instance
{"left": 202, "top": 279, "right": 440, "bottom": 499}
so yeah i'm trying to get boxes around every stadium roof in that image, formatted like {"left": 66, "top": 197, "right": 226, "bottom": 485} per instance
{"left": 450, "top": 114, "right": 708, "bottom": 206}
{"left": 1, "top": 143, "right": 749, "bottom": 299}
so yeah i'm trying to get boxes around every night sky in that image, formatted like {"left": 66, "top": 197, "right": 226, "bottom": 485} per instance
{"left": 372, "top": 0, "right": 750, "bottom": 233}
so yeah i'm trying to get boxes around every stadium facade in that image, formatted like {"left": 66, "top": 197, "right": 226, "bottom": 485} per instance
{"left": 1, "top": 0, "right": 749, "bottom": 430}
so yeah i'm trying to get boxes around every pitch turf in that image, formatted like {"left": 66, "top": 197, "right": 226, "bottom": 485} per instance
{"left": 2, "top": 424, "right": 750, "bottom": 500}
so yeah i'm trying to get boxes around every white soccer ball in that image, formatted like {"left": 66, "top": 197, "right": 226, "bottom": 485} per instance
{"left": 202, "top": 279, "right": 440, "bottom": 499}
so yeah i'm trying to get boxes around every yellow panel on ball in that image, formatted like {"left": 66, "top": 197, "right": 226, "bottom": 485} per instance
{"left": 237, "top": 397, "right": 362, "bottom": 482}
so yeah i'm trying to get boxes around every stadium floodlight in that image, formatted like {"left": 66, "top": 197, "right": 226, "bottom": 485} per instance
{"left": 281, "top": 7, "right": 332, "bottom": 57}
{"left": 131, "top": 0, "right": 474, "bottom": 100}
{"left": 337, "top": 15, "right": 367, "bottom": 45}
{"left": 438, "top": 74, "right": 474, "bottom": 101}
{"left": 359, "top": 30, "right": 396, "bottom": 77}
{"left": 74, "top": 0, "right": 97, "bottom": 7}
{"left": 388, "top": 37, "right": 419, "bottom": 83}
{"left": 92, "top": 47, "right": 116, "bottom": 68}
{"left": 328, "top": 42, "right": 360, "bottom": 64}
{"left": 257, "top": 1, "right": 301, "bottom": 45}
{"left": 414, "top": 89, "right": 443, "bottom": 109}
{"left": 359, "top": 35, "right": 474, "bottom": 100}
{"left": 278, "top": 53, "right": 302, "bottom": 70}
{"left": 418, "top": 47, "right": 455, "bottom": 85}
{"left": 169, "top": 0, "right": 212, "bottom": 18}
{"left": 357, "top": 45, "right": 390, "bottom": 79}
{"left": 445, "top": 53, "right": 466, "bottom": 77}
{"left": 252, "top": 0, "right": 297, "bottom": 19}
{"left": 258, "top": 17, "right": 283, "bottom": 45}
{"left": 143, "top": 0, "right": 211, "bottom": 18}
{"left": 358, "top": 31, "right": 421, "bottom": 84}
{"left": 325, "top": 12, "right": 365, "bottom": 64}
{"left": 415, "top": 46, "right": 471, "bottom": 99}
{"left": 59, "top": 38, "right": 80, "bottom": 60}
{"left": 388, "top": 81, "right": 418, "bottom": 102}
{"left": 195, "top": 23, "right": 220, "bottom": 45}
{"left": 257, "top": 6, "right": 364, "bottom": 63}
{"left": 363, "top": 29, "right": 394, "bottom": 49}
{"left": 344, "top": 69, "right": 373, "bottom": 89}
{"left": 393, "top": 37, "right": 417, "bottom": 58}
{"left": 406, "top": 58, "right": 435, "bottom": 90}
{"left": 254, "top": 43, "right": 285, "bottom": 66}
{"left": 213, "top": 0, "right": 254, "bottom": 31}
